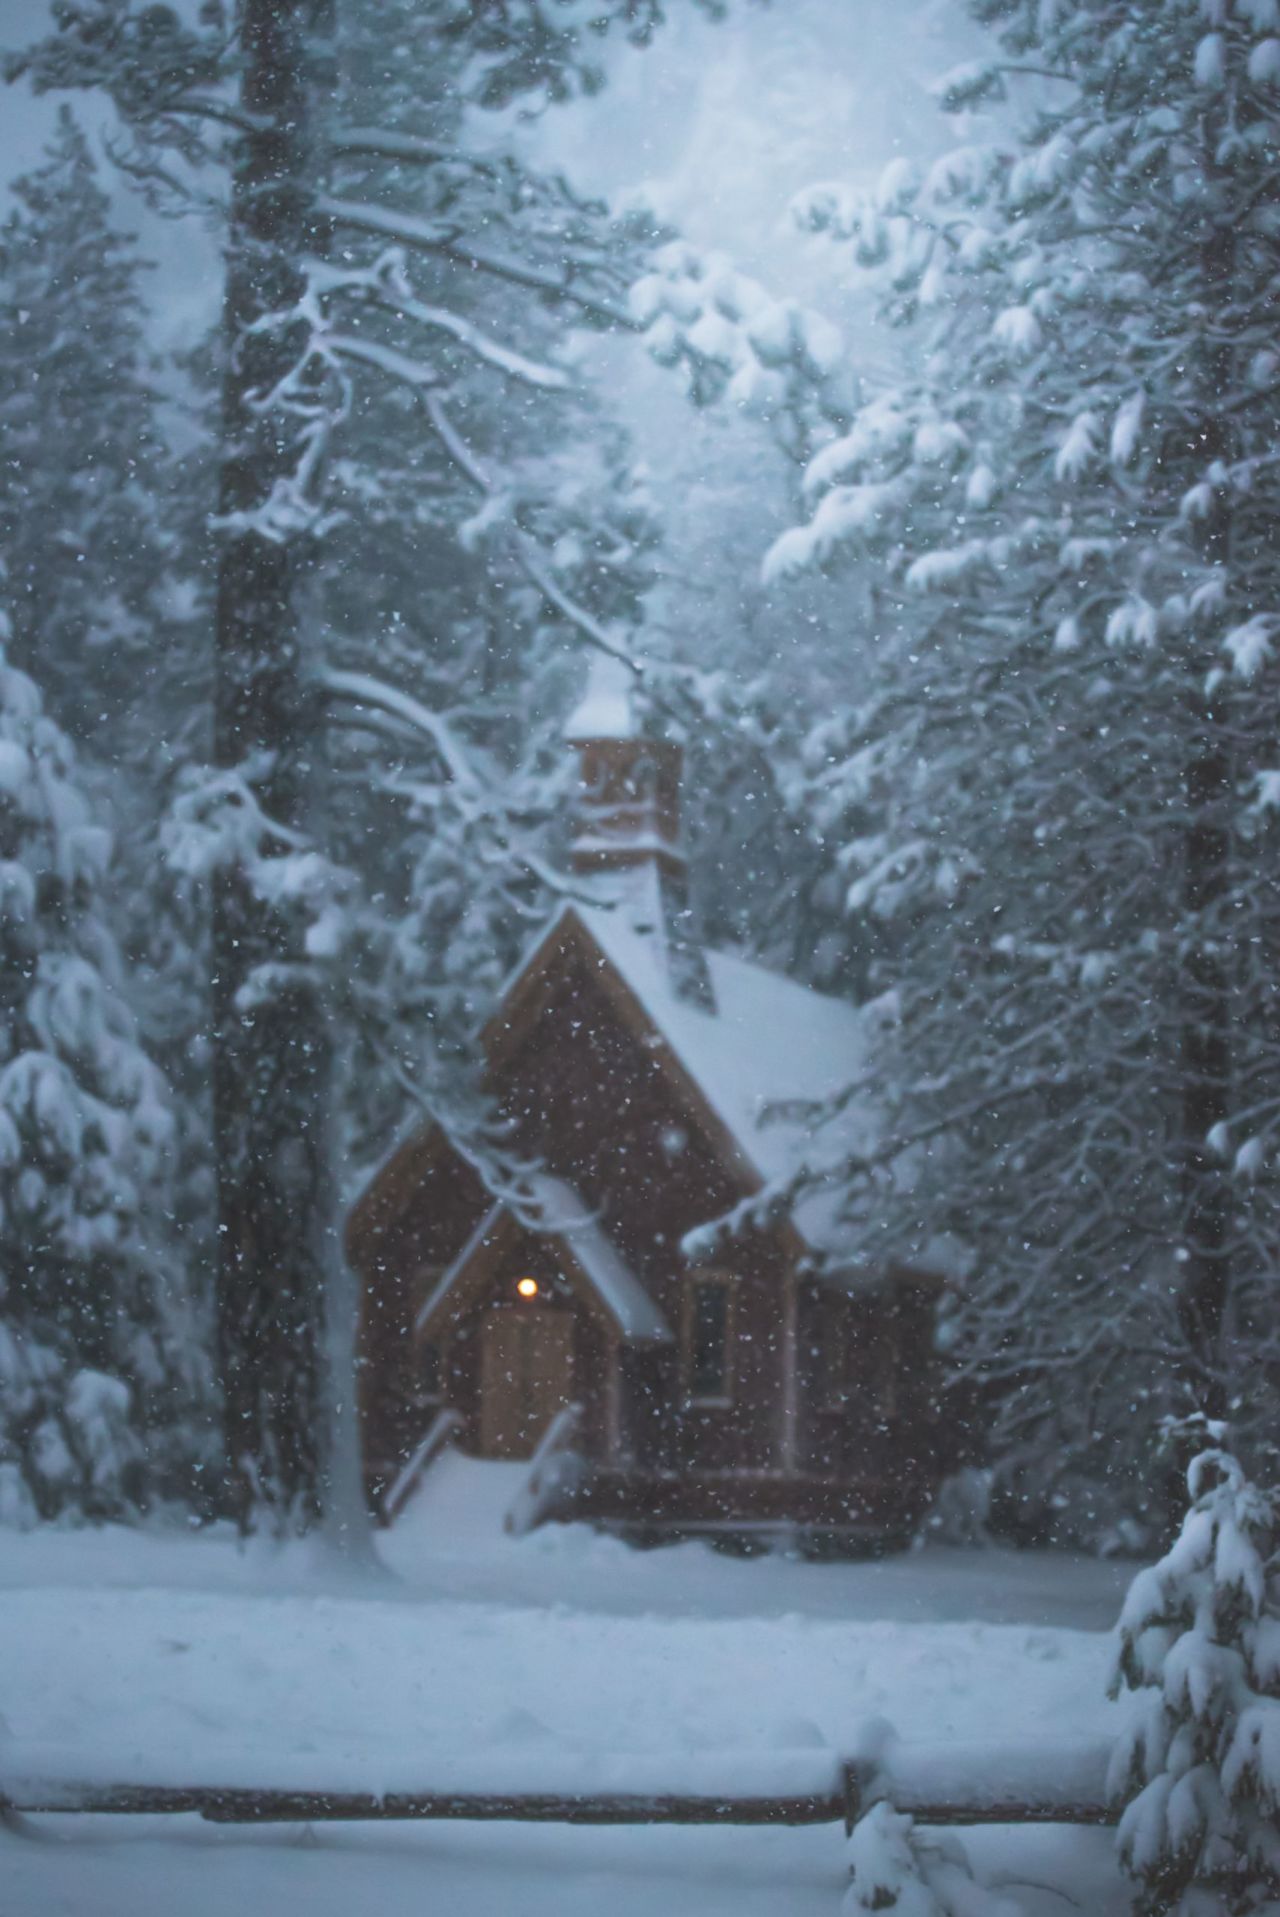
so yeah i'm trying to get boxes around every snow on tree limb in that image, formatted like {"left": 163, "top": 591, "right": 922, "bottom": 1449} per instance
{"left": 319, "top": 196, "right": 636, "bottom": 329}
{"left": 322, "top": 670, "right": 482, "bottom": 796}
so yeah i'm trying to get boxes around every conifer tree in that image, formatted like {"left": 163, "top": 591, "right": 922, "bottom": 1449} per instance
{"left": 0, "top": 624, "right": 193, "bottom": 1525}
{"left": 1110, "top": 1431, "right": 1280, "bottom": 1914}
{"left": 0, "top": 106, "right": 173, "bottom": 748}
{"left": 671, "top": 0, "right": 1280, "bottom": 1532}
{"left": 6, "top": 0, "right": 697, "bottom": 1531}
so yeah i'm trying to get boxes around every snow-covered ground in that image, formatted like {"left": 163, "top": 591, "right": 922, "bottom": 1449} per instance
{"left": 1, "top": 1456, "right": 1137, "bottom": 1915}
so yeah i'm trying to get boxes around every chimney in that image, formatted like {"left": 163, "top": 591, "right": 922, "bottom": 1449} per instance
{"left": 564, "top": 654, "right": 714, "bottom": 1009}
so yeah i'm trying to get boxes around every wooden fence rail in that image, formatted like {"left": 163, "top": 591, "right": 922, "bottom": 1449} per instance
{"left": 1, "top": 1735, "right": 1116, "bottom": 1836}
{"left": 845, "top": 1734, "right": 1114, "bottom": 1830}
{"left": 2, "top": 1779, "right": 843, "bottom": 1828}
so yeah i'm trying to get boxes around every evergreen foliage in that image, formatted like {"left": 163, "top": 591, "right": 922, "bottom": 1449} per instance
{"left": 0, "top": 106, "right": 176, "bottom": 747}
{"left": 1110, "top": 1434, "right": 1280, "bottom": 1914}
{"left": 7, "top": 0, "right": 676, "bottom": 1529}
{"left": 0, "top": 631, "right": 195, "bottom": 1524}
{"left": 730, "top": 0, "right": 1280, "bottom": 1538}
{"left": 846, "top": 1799, "right": 1018, "bottom": 1916}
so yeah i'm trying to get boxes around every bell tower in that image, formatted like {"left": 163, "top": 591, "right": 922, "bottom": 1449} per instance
{"left": 564, "top": 653, "right": 713, "bottom": 1008}
{"left": 564, "top": 653, "right": 683, "bottom": 881}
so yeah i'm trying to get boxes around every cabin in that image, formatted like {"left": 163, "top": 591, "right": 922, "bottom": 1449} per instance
{"left": 348, "top": 659, "right": 946, "bottom": 1551}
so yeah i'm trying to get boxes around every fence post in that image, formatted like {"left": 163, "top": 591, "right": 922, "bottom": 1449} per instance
{"left": 841, "top": 1718, "right": 896, "bottom": 1835}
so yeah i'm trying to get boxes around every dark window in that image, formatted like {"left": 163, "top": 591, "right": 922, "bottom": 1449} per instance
{"left": 419, "top": 1341, "right": 442, "bottom": 1400}
{"left": 688, "top": 1281, "right": 730, "bottom": 1401}
{"left": 818, "top": 1295, "right": 847, "bottom": 1409}
{"left": 873, "top": 1328, "right": 899, "bottom": 1420}
{"left": 850, "top": 1314, "right": 899, "bottom": 1422}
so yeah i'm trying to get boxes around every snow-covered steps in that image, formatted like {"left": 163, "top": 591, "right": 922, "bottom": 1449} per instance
{"left": 396, "top": 1450, "right": 535, "bottom": 1548}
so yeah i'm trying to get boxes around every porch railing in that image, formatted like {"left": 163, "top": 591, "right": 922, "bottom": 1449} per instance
{"left": 504, "top": 1400, "right": 585, "bottom": 1537}
{"left": 380, "top": 1406, "right": 461, "bottom": 1524}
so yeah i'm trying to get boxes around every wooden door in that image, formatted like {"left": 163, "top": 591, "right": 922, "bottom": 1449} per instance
{"left": 478, "top": 1307, "right": 575, "bottom": 1458}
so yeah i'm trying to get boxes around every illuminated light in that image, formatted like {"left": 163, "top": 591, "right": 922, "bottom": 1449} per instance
{"left": 516, "top": 1277, "right": 539, "bottom": 1299}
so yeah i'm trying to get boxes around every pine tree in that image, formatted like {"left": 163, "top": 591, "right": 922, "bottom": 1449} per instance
{"left": 0, "top": 106, "right": 173, "bottom": 748}
{"left": 7, "top": 0, "right": 697, "bottom": 1532}
{"left": 0, "top": 111, "right": 217, "bottom": 1403}
{"left": 0, "top": 624, "right": 193, "bottom": 1525}
{"left": 1110, "top": 1431, "right": 1280, "bottom": 1914}
{"left": 728, "top": 0, "right": 1280, "bottom": 1535}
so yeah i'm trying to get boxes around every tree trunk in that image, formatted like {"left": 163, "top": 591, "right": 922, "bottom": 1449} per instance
{"left": 1178, "top": 732, "right": 1231, "bottom": 1413}
{"left": 211, "top": 0, "right": 337, "bottom": 1530}
{"left": 1175, "top": 200, "right": 1235, "bottom": 1430}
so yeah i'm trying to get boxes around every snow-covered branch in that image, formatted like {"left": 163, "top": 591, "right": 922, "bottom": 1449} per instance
{"left": 322, "top": 669, "right": 482, "bottom": 796}
{"left": 319, "top": 197, "right": 636, "bottom": 329}
{"left": 304, "top": 250, "right": 569, "bottom": 391}
{"left": 327, "top": 332, "right": 440, "bottom": 392}
{"left": 421, "top": 393, "right": 643, "bottom": 675}
{"left": 331, "top": 127, "right": 487, "bottom": 170}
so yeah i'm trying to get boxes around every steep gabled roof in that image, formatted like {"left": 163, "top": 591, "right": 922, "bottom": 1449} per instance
{"left": 487, "top": 900, "right": 882, "bottom": 1259}
{"left": 583, "top": 904, "right": 872, "bottom": 1183}
{"left": 416, "top": 1170, "right": 672, "bottom": 1345}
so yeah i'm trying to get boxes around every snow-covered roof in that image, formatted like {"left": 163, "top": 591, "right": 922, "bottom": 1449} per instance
{"left": 416, "top": 1167, "right": 671, "bottom": 1345}
{"left": 528, "top": 1171, "right": 672, "bottom": 1342}
{"left": 568, "top": 903, "right": 881, "bottom": 1258}
{"left": 564, "top": 653, "right": 637, "bottom": 742}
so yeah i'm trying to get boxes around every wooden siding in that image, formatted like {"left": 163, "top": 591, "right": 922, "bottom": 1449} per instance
{"left": 349, "top": 917, "right": 944, "bottom": 1537}
{"left": 493, "top": 944, "right": 794, "bottom": 1477}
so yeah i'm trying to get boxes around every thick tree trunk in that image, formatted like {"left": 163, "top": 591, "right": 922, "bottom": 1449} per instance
{"left": 211, "top": 0, "right": 337, "bottom": 1529}
{"left": 1175, "top": 206, "right": 1235, "bottom": 1429}
{"left": 1178, "top": 738, "right": 1230, "bottom": 1404}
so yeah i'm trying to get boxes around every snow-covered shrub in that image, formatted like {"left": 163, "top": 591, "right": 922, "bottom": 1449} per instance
{"left": 846, "top": 1799, "right": 1019, "bottom": 1916}
{"left": 923, "top": 1467, "right": 994, "bottom": 1547}
{"left": 1109, "top": 1440, "right": 1280, "bottom": 1914}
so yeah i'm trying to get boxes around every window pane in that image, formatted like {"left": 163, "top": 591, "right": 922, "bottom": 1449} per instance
{"left": 820, "top": 1296, "right": 846, "bottom": 1408}
{"left": 420, "top": 1341, "right": 441, "bottom": 1398}
{"left": 690, "top": 1283, "right": 728, "bottom": 1399}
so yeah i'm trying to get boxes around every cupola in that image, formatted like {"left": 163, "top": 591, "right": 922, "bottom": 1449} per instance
{"left": 564, "top": 652, "right": 713, "bottom": 1009}
{"left": 563, "top": 652, "right": 683, "bottom": 881}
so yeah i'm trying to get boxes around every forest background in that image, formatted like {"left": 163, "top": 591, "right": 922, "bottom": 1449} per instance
{"left": 0, "top": 0, "right": 1276, "bottom": 1559}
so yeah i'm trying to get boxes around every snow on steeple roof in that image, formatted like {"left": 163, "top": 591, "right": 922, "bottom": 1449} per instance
{"left": 564, "top": 651, "right": 638, "bottom": 742}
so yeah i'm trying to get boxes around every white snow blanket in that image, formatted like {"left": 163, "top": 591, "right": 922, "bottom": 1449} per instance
{"left": 0, "top": 1484, "right": 1136, "bottom": 1914}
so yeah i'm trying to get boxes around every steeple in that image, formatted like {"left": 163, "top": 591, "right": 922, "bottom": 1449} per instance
{"left": 564, "top": 653, "right": 713, "bottom": 1008}
{"left": 564, "top": 653, "right": 683, "bottom": 882}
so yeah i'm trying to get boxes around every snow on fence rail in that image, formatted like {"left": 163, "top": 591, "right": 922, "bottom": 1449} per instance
{"left": 844, "top": 1734, "right": 1114, "bottom": 1829}
{"left": 0, "top": 1734, "right": 1115, "bottom": 1832}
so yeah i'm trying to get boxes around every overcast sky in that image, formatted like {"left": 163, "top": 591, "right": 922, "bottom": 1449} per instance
{"left": 1, "top": 0, "right": 983, "bottom": 350}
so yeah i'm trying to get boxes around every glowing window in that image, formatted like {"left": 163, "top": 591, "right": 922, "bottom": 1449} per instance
{"left": 515, "top": 1276, "right": 539, "bottom": 1299}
